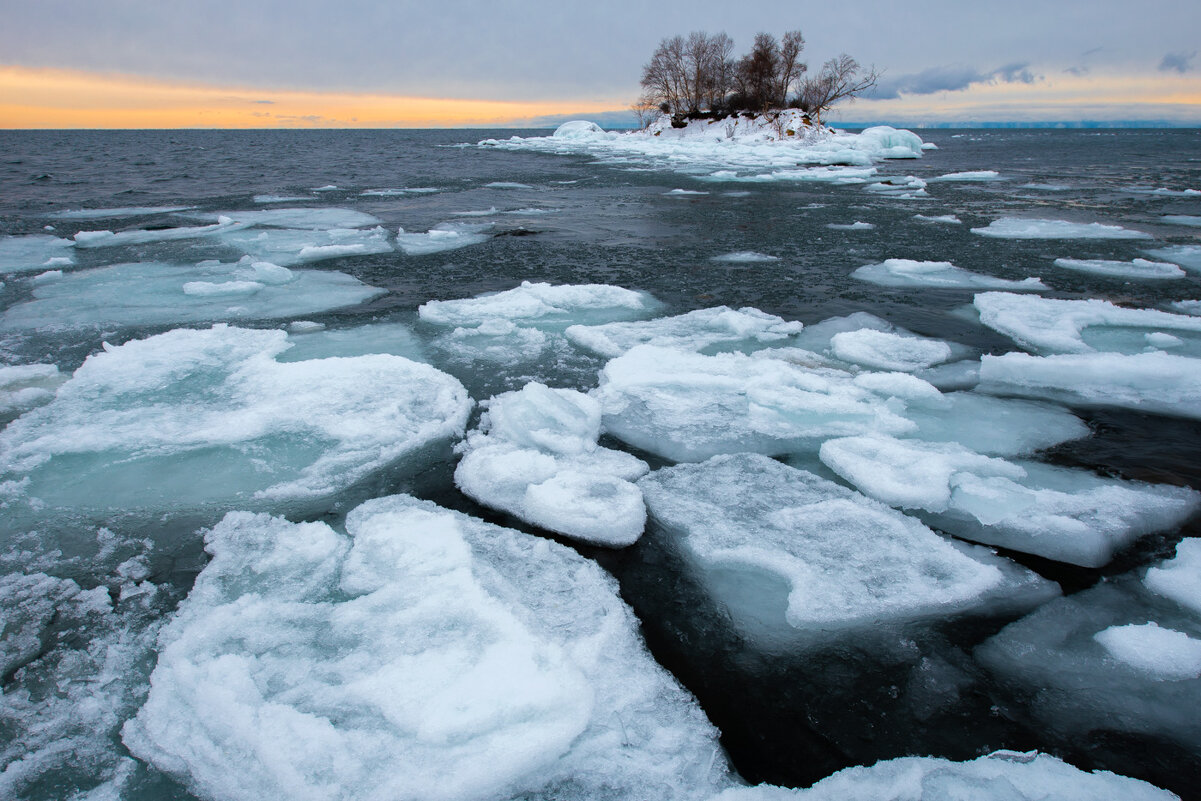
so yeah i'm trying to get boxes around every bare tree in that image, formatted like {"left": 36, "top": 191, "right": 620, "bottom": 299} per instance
{"left": 641, "top": 31, "right": 735, "bottom": 117}
{"left": 774, "top": 31, "right": 807, "bottom": 108}
{"left": 798, "top": 54, "right": 879, "bottom": 122}
{"left": 641, "top": 35, "right": 688, "bottom": 116}
{"left": 630, "top": 93, "right": 660, "bottom": 129}
{"left": 735, "top": 33, "right": 780, "bottom": 110}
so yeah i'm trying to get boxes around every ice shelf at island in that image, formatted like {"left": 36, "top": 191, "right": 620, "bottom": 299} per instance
{"left": 480, "top": 116, "right": 926, "bottom": 184}
{"left": 123, "top": 495, "right": 733, "bottom": 801}
{"left": 638, "top": 453, "right": 1057, "bottom": 644}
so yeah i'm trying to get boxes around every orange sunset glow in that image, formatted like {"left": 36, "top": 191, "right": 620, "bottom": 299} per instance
{"left": 0, "top": 67, "right": 628, "bottom": 129}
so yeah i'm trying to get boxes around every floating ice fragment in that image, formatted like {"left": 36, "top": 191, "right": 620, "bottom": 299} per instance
{"left": 711, "top": 251, "right": 779, "bottom": 263}
{"left": 666, "top": 189, "right": 709, "bottom": 196}
{"left": 639, "top": 454, "right": 1055, "bottom": 642}
{"left": 928, "top": 170, "right": 1003, "bottom": 182}
{"left": 49, "top": 206, "right": 195, "bottom": 219}
{"left": 277, "top": 321, "right": 426, "bottom": 364}
{"left": 974, "top": 291, "right": 1201, "bottom": 355}
{"left": 0, "top": 363, "right": 63, "bottom": 419}
{"left": 453, "top": 207, "right": 499, "bottom": 216}
{"left": 593, "top": 346, "right": 916, "bottom": 462}
{"left": 1145, "top": 539, "right": 1201, "bottom": 616}
{"left": 1162, "top": 215, "right": 1201, "bottom": 227}
{"left": 361, "top": 187, "right": 439, "bottom": 196}
{"left": 123, "top": 495, "right": 730, "bottom": 801}
{"left": 898, "top": 391, "right": 1088, "bottom": 456}
{"left": 253, "top": 194, "right": 311, "bottom": 203}
{"left": 826, "top": 221, "right": 874, "bottom": 230}
{"left": 204, "top": 207, "right": 381, "bottom": 229}
{"left": 1146, "top": 245, "right": 1201, "bottom": 272}
{"left": 397, "top": 221, "right": 492, "bottom": 255}
{"left": 1095, "top": 623, "right": 1201, "bottom": 680}
{"left": 485, "top": 181, "right": 534, "bottom": 190}
{"left": 421, "top": 281, "right": 656, "bottom": 328}
{"left": 1054, "top": 257, "right": 1184, "bottom": 280}
{"left": 73, "top": 219, "right": 244, "bottom": 248}
{"left": 708, "top": 752, "right": 1176, "bottom": 801}
{"left": 853, "top": 259, "right": 1045, "bottom": 290}
{"left": 914, "top": 214, "right": 962, "bottom": 224}
{"left": 0, "top": 235, "right": 76, "bottom": 274}
{"left": 0, "top": 260, "right": 383, "bottom": 331}
{"left": 971, "top": 217, "right": 1151, "bottom": 239}
{"left": 0, "top": 326, "right": 471, "bottom": 525}
{"left": 455, "top": 383, "right": 648, "bottom": 546}
{"left": 830, "top": 329, "right": 953, "bottom": 371}
{"left": 567, "top": 306, "right": 801, "bottom": 359}
{"left": 219, "top": 226, "right": 393, "bottom": 265}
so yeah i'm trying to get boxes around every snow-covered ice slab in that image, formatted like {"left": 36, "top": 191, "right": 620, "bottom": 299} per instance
{"left": 853, "top": 259, "right": 1045, "bottom": 290}
{"left": 1163, "top": 215, "right": 1201, "bottom": 228}
{"left": 829, "top": 328, "right": 952, "bottom": 372}
{"left": 1053, "top": 257, "right": 1184, "bottom": 280}
{"left": 123, "top": 495, "right": 731, "bottom": 801}
{"left": 72, "top": 218, "right": 246, "bottom": 248}
{"left": 826, "top": 221, "right": 874, "bottom": 230}
{"left": 566, "top": 306, "right": 801, "bottom": 359}
{"left": 928, "top": 170, "right": 1004, "bottom": 182}
{"left": 974, "top": 292, "right": 1201, "bottom": 355}
{"left": 971, "top": 217, "right": 1152, "bottom": 240}
{"left": 0, "top": 235, "right": 75, "bottom": 274}
{"left": 977, "top": 567, "right": 1201, "bottom": 753}
{"left": 200, "top": 207, "right": 382, "bottom": 229}
{"left": 1145, "top": 539, "right": 1201, "bottom": 616}
{"left": 396, "top": 221, "right": 492, "bottom": 255}
{"left": 1145, "top": 245, "right": 1201, "bottom": 272}
{"left": 217, "top": 226, "right": 393, "bottom": 265}
{"left": 914, "top": 214, "right": 962, "bottom": 224}
{"left": 0, "top": 363, "right": 64, "bottom": 419}
{"left": 820, "top": 435, "right": 1199, "bottom": 567}
{"left": 638, "top": 454, "right": 1056, "bottom": 643}
{"left": 980, "top": 350, "right": 1201, "bottom": 420}
{"left": 593, "top": 346, "right": 916, "bottom": 462}
{"left": 789, "top": 312, "right": 975, "bottom": 369}
{"left": 711, "top": 251, "right": 779, "bottom": 263}
{"left": 0, "top": 326, "right": 471, "bottom": 526}
{"left": 421, "top": 281, "right": 657, "bottom": 329}
{"left": 49, "top": 206, "right": 195, "bottom": 219}
{"left": 455, "top": 383, "right": 648, "bottom": 546}
{"left": 899, "top": 391, "right": 1088, "bottom": 456}
{"left": 709, "top": 751, "right": 1176, "bottom": 800}
{"left": 0, "top": 259, "right": 384, "bottom": 331}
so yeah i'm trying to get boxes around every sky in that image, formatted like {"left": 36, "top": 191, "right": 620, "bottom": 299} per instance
{"left": 1, "top": 0, "right": 1199, "bottom": 128}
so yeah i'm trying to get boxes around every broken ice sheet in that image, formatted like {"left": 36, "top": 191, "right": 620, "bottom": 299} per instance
{"left": 0, "top": 234, "right": 76, "bottom": 274}
{"left": 971, "top": 217, "right": 1151, "bottom": 240}
{"left": 638, "top": 453, "right": 1056, "bottom": 645}
{"left": 216, "top": 226, "right": 393, "bottom": 265}
{"left": 455, "top": 383, "right": 648, "bottom": 547}
{"left": 566, "top": 306, "right": 802, "bottom": 359}
{"left": 852, "top": 259, "right": 1045, "bottom": 291}
{"left": 123, "top": 495, "right": 732, "bottom": 801}
{"left": 0, "top": 259, "right": 385, "bottom": 331}
{"left": 0, "top": 325, "right": 471, "bottom": 535}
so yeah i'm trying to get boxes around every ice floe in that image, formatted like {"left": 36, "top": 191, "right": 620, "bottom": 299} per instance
{"left": 0, "top": 235, "right": 76, "bottom": 274}
{"left": 455, "top": 382, "right": 648, "bottom": 546}
{"left": 566, "top": 306, "right": 801, "bottom": 359}
{"left": 1053, "top": 257, "right": 1184, "bottom": 280}
{"left": 421, "top": 281, "right": 656, "bottom": 329}
{"left": 593, "top": 346, "right": 922, "bottom": 462}
{"left": 0, "top": 363, "right": 64, "bottom": 420}
{"left": 829, "top": 328, "right": 952, "bottom": 372}
{"left": 914, "top": 214, "right": 963, "bottom": 224}
{"left": 638, "top": 453, "right": 1056, "bottom": 642}
{"left": 0, "top": 259, "right": 384, "bottom": 331}
{"left": 123, "top": 495, "right": 731, "bottom": 801}
{"left": 853, "top": 259, "right": 1045, "bottom": 290}
{"left": 711, "top": 251, "right": 779, "bottom": 263}
{"left": 974, "top": 292, "right": 1201, "bottom": 356}
{"left": 485, "top": 181, "right": 534, "bottom": 190}
{"left": 202, "top": 207, "right": 382, "bottom": 230}
{"left": 1145, "top": 245, "right": 1201, "bottom": 272}
{"left": 396, "top": 221, "right": 492, "bottom": 255}
{"left": 971, "top": 217, "right": 1152, "bottom": 240}
{"left": 1145, "top": 539, "right": 1201, "bottom": 616}
{"left": 218, "top": 226, "right": 393, "bottom": 265}
{"left": 361, "top": 187, "right": 439, "bottom": 196}
{"left": 819, "top": 434, "right": 1199, "bottom": 567}
{"left": 0, "top": 326, "right": 471, "bottom": 527}
{"left": 72, "top": 219, "right": 246, "bottom": 248}
{"left": 710, "top": 751, "right": 1176, "bottom": 800}
{"left": 49, "top": 206, "right": 195, "bottom": 219}
{"left": 252, "top": 194, "right": 311, "bottom": 203}
{"left": 277, "top": 321, "right": 426, "bottom": 363}
{"left": 1162, "top": 215, "right": 1201, "bottom": 227}
{"left": 928, "top": 170, "right": 1004, "bottom": 182}
{"left": 826, "top": 221, "right": 875, "bottom": 230}
{"left": 1095, "top": 623, "right": 1201, "bottom": 680}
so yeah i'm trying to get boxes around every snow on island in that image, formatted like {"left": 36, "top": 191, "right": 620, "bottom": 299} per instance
{"left": 481, "top": 116, "right": 926, "bottom": 185}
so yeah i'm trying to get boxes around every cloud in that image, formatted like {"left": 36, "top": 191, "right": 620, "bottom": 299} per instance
{"left": 1159, "top": 51, "right": 1196, "bottom": 73}
{"left": 867, "top": 62, "right": 1040, "bottom": 100}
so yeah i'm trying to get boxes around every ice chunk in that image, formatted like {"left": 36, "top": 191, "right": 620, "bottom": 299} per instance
{"left": 553, "top": 120, "right": 610, "bottom": 139}
{"left": 421, "top": 281, "right": 657, "bottom": 329}
{"left": 979, "top": 350, "right": 1201, "bottom": 420}
{"left": 826, "top": 221, "right": 875, "bottom": 230}
{"left": 0, "top": 326, "right": 471, "bottom": 525}
{"left": 253, "top": 194, "right": 311, "bottom": 203}
{"left": 1053, "top": 258, "right": 1184, "bottom": 280}
{"left": 123, "top": 496, "right": 731, "bottom": 801}
{"left": 1145, "top": 245, "right": 1201, "bottom": 272}
{"left": 1095, "top": 623, "right": 1201, "bottom": 680}
{"left": 567, "top": 306, "right": 801, "bottom": 359}
{"left": 974, "top": 292, "right": 1201, "bottom": 355}
{"left": 864, "top": 175, "right": 927, "bottom": 197}
{"left": 205, "top": 207, "right": 381, "bottom": 229}
{"left": 829, "top": 329, "right": 952, "bottom": 372}
{"left": 72, "top": 219, "right": 244, "bottom": 248}
{"left": 914, "top": 214, "right": 962, "bottom": 224}
{"left": 218, "top": 226, "right": 393, "bottom": 265}
{"left": 396, "top": 221, "right": 492, "bottom": 255}
{"left": 821, "top": 435, "right": 1200, "bottom": 567}
{"left": 711, "top": 251, "right": 779, "bottom": 263}
{"left": 0, "top": 235, "right": 76, "bottom": 274}
{"left": 708, "top": 751, "right": 1177, "bottom": 800}
{"left": 594, "top": 346, "right": 916, "bottom": 462}
{"left": 0, "top": 363, "right": 64, "bottom": 419}
{"left": 898, "top": 391, "right": 1089, "bottom": 456}
{"left": 1163, "top": 215, "right": 1201, "bottom": 227}
{"left": 0, "top": 260, "right": 384, "bottom": 331}
{"left": 639, "top": 454, "right": 1055, "bottom": 643}
{"left": 49, "top": 206, "right": 194, "bottom": 219}
{"left": 978, "top": 576, "right": 1201, "bottom": 753}
{"left": 455, "top": 383, "right": 647, "bottom": 546}
{"left": 485, "top": 181, "right": 533, "bottom": 190}
{"left": 361, "top": 187, "right": 439, "bottom": 196}
{"left": 971, "top": 217, "right": 1151, "bottom": 239}
{"left": 853, "top": 259, "right": 1045, "bottom": 290}
{"left": 1145, "top": 539, "right": 1201, "bottom": 616}
{"left": 928, "top": 170, "right": 1003, "bottom": 182}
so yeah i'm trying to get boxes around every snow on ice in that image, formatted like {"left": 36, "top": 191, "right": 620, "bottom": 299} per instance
{"left": 853, "top": 259, "right": 1045, "bottom": 290}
